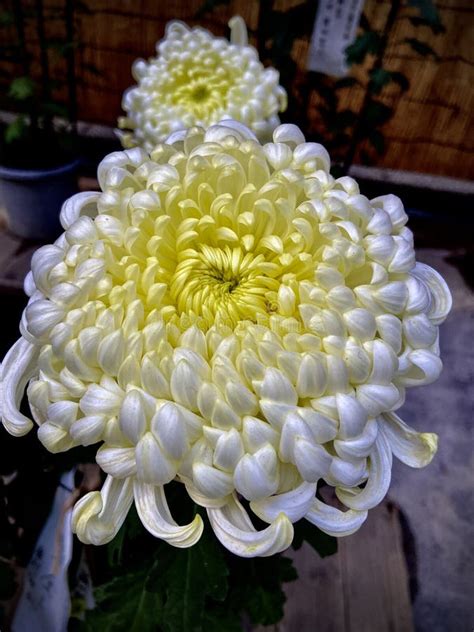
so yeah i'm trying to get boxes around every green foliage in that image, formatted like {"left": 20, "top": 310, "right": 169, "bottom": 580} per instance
{"left": 228, "top": 555, "right": 298, "bottom": 627}
{"left": 292, "top": 520, "right": 338, "bottom": 558}
{"left": 82, "top": 564, "right": 163, "bottom": 632}
{"left": 408, "top": 0, "right": 442, "bottom": 26}
{"left": 0, "top": 10, "right": 14, "bottom": 27}
{"left": 5, "top": 115, "right": 27, "bottom": 143}
{"left": 161, "top": 529, "right": 228, "bottom": 632}
{"left": 79, "top": 485, "right": 334, "bottom": 632}
{"left": 346, "top": 31, "right": 381, "bottom": 65}
{"left": 403, "top": 37, "right": 440, "bottom": 60}
{"left": 8, "top": 77, "right": 36, "bottom": 101}
{"left": 0, "top": 0, "right": 95, "bottom": 161}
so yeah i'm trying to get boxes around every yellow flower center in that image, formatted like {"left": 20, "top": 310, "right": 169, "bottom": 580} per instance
{"left": 109, "top": 135, "right": 330, "bottom": 335}
{"left": 168, "top": 64, "right": 232, "bottom": 118}
{"left": 170, "top": 245, "right": 279, "bottom": 327}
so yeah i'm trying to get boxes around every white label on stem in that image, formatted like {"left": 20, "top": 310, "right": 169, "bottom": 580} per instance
{"left": 307, "top": 0, "right": 366, "bottom": 77}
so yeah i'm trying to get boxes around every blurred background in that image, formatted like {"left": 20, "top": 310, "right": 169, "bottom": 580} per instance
{"left": 0, "top": 1, "right": 472, "bottom": 631}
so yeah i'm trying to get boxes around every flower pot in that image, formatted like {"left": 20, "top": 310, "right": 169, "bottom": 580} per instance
{"left": 0, "top": 159, "right": 80, "bottom": 240}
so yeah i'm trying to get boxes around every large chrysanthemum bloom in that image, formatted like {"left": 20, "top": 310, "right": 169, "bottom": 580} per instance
{"left": 117, "top": 17, "right": 287, "bottom": 152}
{"left": 1, "top": 121, "right": 451, "bottom": 557}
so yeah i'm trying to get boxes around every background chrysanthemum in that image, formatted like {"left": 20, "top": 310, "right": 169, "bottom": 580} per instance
{"left": 1, "top": 121, "right": 451, "bottom": 557}
{"left": 117, "top": 17, "right": 287, "bottom": 152}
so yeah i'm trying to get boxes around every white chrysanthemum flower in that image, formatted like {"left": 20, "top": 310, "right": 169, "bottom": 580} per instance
{"left": 1, "top": 121, "right": 451, "bottom": 557}
{"left": 118, "top": 17, "right": 287, "bottom": 152}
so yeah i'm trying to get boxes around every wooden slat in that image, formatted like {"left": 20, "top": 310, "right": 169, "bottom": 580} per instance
{"left": 256, "top": 500, "right": 414, "bottom": 632}
{"left": 0, "top": 0, "right": 472, "bottom": 178}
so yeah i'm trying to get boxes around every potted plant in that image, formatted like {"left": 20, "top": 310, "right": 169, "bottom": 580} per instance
{"left": 0, "top": 0, "right": 81, "bottom": 240}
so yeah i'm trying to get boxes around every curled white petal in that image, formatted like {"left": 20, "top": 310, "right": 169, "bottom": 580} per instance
{"left": 336, "top": 432, "right": 392, "bottom": 511}
{"left": 380, "top": 411, "right": 438, "bottom": 467}
{"left": 72, "top": 476, "right": 134, "bottom": 545}
{"left": 1, "top": 338, "right": 38, "bottom": 436}
{"left": 60, "top": 191, "right": 100, "bottom": 229}
{"left": 411, "top": 262, "right": 452, "bottom": 325}
{"left": 207, "top": 494, "right": 294, "bottom": 557}
{"left": 305, "top": 498, "right": 368, "bottom": 537}
{"left": 134, "top": 480, "right": 204, "bottom": 547}
{"left": 273, "top": 124, "right": 305, "bottom": 147}
{"left": 251, "top": 481, "right": 317, "bottom": 523}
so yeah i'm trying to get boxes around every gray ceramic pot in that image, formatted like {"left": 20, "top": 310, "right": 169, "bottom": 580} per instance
{"left": 0, "top": 159, "right": 80, "bottom": 240}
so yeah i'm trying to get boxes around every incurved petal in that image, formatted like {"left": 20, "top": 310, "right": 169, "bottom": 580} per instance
{"left": 134, "top": 480, "right": 203, "bottom": 547}
{"left": 207, "top": 494, "right": 293, "bottom": 557}
{"left": 72, "top": 475, "right": 133, "bottom": 545}
{"left": 1, "top": 338, "right": 38, "bottom": 436}
{"left": 334, "top": 418, "right": 378, "bottom": 460}
{"left": 229, "top": 15, "right": 248, "bottom": 46}
{"left": 205, "top": 121, "right": 258, "bottom": 144}
{"left": 380, "top": 411, "right": 438, "bottom": 468}
{"left": 336, "top": 432, "right": 392, "bottom": 511}
{"left": 411, "top": 262, "right": 452, "bottom": 325}
{"left": 305, "top": 497, "right": 368, "bottom": 536}
{"left": 250, "top": 481, "right": 316, "bottom": 523}
{"left": 60, "top": 191, "right": 100, "bottom": 229}
{"left": 180, "top": 476, "right": 229, "bottom": 508}
{"left": 397, "top": 350, "right": 442, "bottom": 387}
{"left": 96, "top": 445, "right": 137, "bottom": 478}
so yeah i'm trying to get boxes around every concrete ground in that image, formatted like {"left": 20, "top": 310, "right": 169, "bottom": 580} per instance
{"left": 388, "top": 249, "right": 474, "bottom": 632}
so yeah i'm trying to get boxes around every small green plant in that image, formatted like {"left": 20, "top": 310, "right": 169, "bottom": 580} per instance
{"left": 0, "top": 0, "right": 96, "bottom": 169}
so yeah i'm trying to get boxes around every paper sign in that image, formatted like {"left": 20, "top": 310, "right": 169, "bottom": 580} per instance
{"left": 307, "top": 0, "right": 366, "bottom": 77}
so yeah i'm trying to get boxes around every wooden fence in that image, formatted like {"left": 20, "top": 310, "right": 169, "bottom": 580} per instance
{"left": 1, "top": 0, "right": 473, "bottom": 179}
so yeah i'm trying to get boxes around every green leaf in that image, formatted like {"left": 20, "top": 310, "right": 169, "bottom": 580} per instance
{"left": 40, "top": 102, "right": 69, "bottom": 118}
{"left": 364, "top": 100, "right": 393, "bottom": 125}
{"left": 404, "top": 37, "right": 440, "bottom": 60}
{"left": 223, "top": 553, "right": 297, "bottom": 627}
{"left": 368, "top": 129, "right": 386, "bottom": 155}
{"left": 0, "top": 10, "right": 14, "bottom": 26}
{"left": 368, "top": 68, "right": 410, "bottom": 95}
{"left": 292, "top": 520, "right": 338, "bottom": 557}
{"left": 369, "top": 68, "right": 392, "bottom": 94}
{"left": 83, "top": 563, "right": 162, "bottom": 632}
{"left": 408, "top": 15, "right": 446, "bottom": 34}
{"left": 163, "top": 529, "right": 228, "bottom": 632}
{"left": 107, "top": 506, "right": 146, "bottom": 567}
{"left": 5, "top": 116, "right": 27, "bottom": 143}
{"left": 202, "top": 607, "right": 242, "bottom": 632}
{"left": 47, "top": 39, "right": 78, "bottom": 57}
{"left": 236, "top": 556, "right": 297, "bottom": 626}
{"left": 408, "top": 0, "right": 440, "bottom": 25}
{"left": 346, "top": 32, "right": 381, "bottom": 65}
{"left": 8, "top": 77, "right": 36, "bottom": 100}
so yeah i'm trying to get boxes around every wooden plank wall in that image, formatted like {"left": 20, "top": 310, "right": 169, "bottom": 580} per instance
{"left": 2, "top": 0, "right": 473, "bottom": 179}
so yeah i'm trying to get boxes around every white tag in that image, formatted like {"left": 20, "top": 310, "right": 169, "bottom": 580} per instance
{"left": 307, "top": 0, "right": 366, "bottom": 77}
